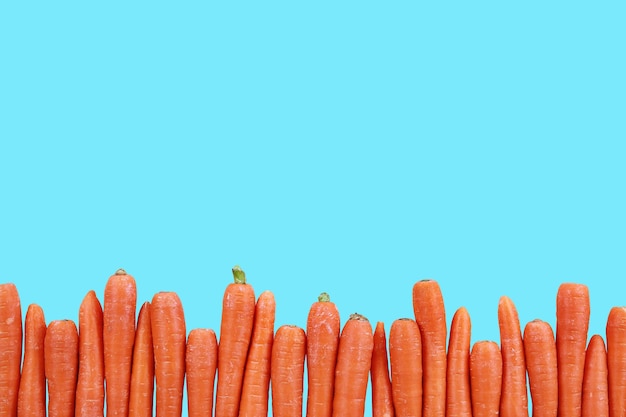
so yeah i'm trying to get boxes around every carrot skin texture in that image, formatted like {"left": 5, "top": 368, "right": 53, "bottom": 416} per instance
{"left": 446, "top": 307, "right": 472, "bottom": 417}
{"left": 371, "top": 322, "right": 395, "bottom": 417}
{"left": 271, "top": 325, "right": 307, "bottom": 417}
{"left": 470, "top": 341, "right": 502, "bottom": 417}
{"left": 129, "top": 302, "right": 155, "bottom": 417}
{"left": 606, "top": 306, "right": 626, "bottom": 417}
{"left": 523, "top": 319, "right": 557, "bottom": 417}
{"left": 45, "top": 319, "right": 79, "bottom": 417}
{"left": 0, "top": 283, "right": 22, "bottom": 417}
{"left": 389, "top": 318, "right": 422, "bottom": 417}
{"left": 17, "top": 304, "right": 46, "bottom": 417}
{"left": 581, "top": 334, "right": 608, "bottom": 417}
{"left": 186, "top": 328, "right": 218, "bottom": 417}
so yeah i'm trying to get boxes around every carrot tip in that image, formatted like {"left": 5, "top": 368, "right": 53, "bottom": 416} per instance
{"left": 115, "top": 268, "right": 127, "bottom": 275}
{"left": 318, "top": 292, "right": 330, "bottom": 302}
{"left": 232, "top": 265, "right": 247, "bottom": 284}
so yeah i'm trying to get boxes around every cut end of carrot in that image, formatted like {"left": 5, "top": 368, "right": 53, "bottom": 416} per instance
{"left": 232, "top": 265, "right": 247, "bottom": 284}
{"left": 318, "top": 292, "right": 330, "bottom": 302}
{"left": 349, "top": 312, "right": 369, "bottom": 321}
{"left": 115, "top": 268, "right": 127, "bottom": 275}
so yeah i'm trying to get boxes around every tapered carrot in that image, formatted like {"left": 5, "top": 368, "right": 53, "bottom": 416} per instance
{"left": 581, "top": 334, "right": 608, "bottom": 417}
{"left": 523, "top": 319, "right": 557, "bottom": 417}
{"left": 412, "top": 279, "right": 447, "bottom": 417}
{"left": 446, "top": 306, "right": 472, "bottom": 417}
{"left": 76, "top": 290, "right": 105, "bottom": 417}
{"left": 306, "top": 292, "right": 340, "bottom": 417}
{"left": 0, "top": 282, "right": 22, "bottom": 417}
{"left": 556, "top": 283, "right": 590, "bottom": 417}
{"left": 470, "top": 340, "right": 502, "bottom": 417}
{"left": 151, "top": 291, "right": 186, "bottom": 417}
{"left": 606, "top": 306, "right": 626, "bottom": 417}
{"left": 215, "top": 266, "right": 256, "bottom": 417}
{"left": 332, "top": 313, "right": 374, "bottom": 417}
{"left": 371, "top": 321, "right": 395, "bottom": 417}
{"left": 128, "top": 302, "right": 154, "bottom": 417}
{"left": 45, "top": 319, "right": 79, "bottom": 417}
{"left": 271, "top": 324, "right": 307, "bottom": 417}
{"left": 103, "top": 269, "right": 137, "bottom": 417}
{"left": 389, "top": 318, "right": 422, "bottom": 417}
{"left": 239, "top": 290, "right": 276, "bottom": 417}
{"left": 186, "top": 328, "right": 218, "bottom": 417}
{"left": 498, "top": 295, "right": 529, "bottom": 417}
{"left": 17, "top": 304, "right": 46, "bottom": 417}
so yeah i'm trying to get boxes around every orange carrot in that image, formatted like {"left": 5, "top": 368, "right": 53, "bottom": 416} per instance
{"left": 186, "top": 328, "right": 218, "bottom": 417}
{"left": 523, "top": 319, "right": 557, "bottom": 417}
{"left": 332, "top": 313, "right": 374, "bottom": 417}
{"left": 446, "top": 306, "right": 472, "bottom": 417}
{"left": 0, "top": 282, "right": 22, "bottom": 417}
{"left": 389, "top": 318, "right": 422, "bottom": 417}
{"left": 556, "top": 283, "right": 590, "bottom": 417}
{"left": 606, "top": 306, "right": 626, "bottom": 417}
{"left": 306, "top": 292, "right": 340, "bottom": 417}
{"left": 271, "top": 324, "right": 307, "bottom": 417}
{"left": 151, "top": 291, "right": 186, "bottom": 417}
{"left": 470, "top": 340, "right": 502, "bottom": 417}
{"left": 215, "top": 266, "right": 256, "bottom": 417}
{"left": 581, "top": 334, "right": 608, "bottom": 417}
{"left": 371, "top": 321, "right": 395, "bottom": 417}
{"left": 45, "top": 319, "right": 79, "bottom": 417}
{"left": 17, "top": 304, "right": 46, "bottom": 417}
{"left": 239, "top": 290, "right": 276, "bottom": 417}
{"left": 412, "top": 279, "right": 447, "bottom": 417}
{"left": 129, "top": 302, "right": 155, "bottom": 417}
{"left": 103, "top": 268, "right": 137, "bottom": 417}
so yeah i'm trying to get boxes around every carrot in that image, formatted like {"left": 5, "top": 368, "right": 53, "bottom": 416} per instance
{"left": 412, "top": 279, "right": 447, "bottom": 417}
{"left": 103, "top": 268, "right": 137, "bottom": 417}
{"left": 332, "top": 313, "right": 374, "bottom": 417}
{"left": 581, "top": 334, "right": 608, "bottom": 417}
{"left": 371, "top": 321, "right": 395, "bottom": 417}
{"left": 523, "top": 319, "right": 557, "bottom": 417}
{"left": 0, "top": 282, "right": 22, "bottom": 417}
{"left": 215, "top": 265, "right": 256, "bottom": 417}
{"left": 76, "top": 290, "right": 105, "bottom": 417}
{"left": 556, "top": 283, "right": 590, "bottom": 417}
{"left": 469, "top": 340, "right": 502, "bottom": 417}
{"left": 45, "top": 319, "right": 79, "bottom": 417}
{"left": 498, "top": 295, "right": 529, "bottom": 417}
{"left": 129, "top": 302, "right": 155, "bottom": 417}
{"left": 446, "top": 306, "right": 472, "bottom": 417}
{"left": 151, "top": 291, "right": 186, "bottom": 417}
{"left": 389, "top": 318, "right": 422, "bottom": 417}
{"left": 271, "top": 324, "right": 307, "bottom": 417}
{"left": 17, "top": 304, "right": 46, "bottom": 417}
{"left": 306, "top": 292, "right": 340, "bottom": 417}
{"left": 186, "top": 328, "right": 218, "bottom": 417}
{"left": 239, "top": 290, "right": 276, "bottom": 417}
{"left": 606, "top": 306, "right": 626, "bottom": 417}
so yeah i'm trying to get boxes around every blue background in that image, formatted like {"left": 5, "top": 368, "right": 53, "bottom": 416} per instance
{"left": 1, "top": 2, "right": 625, "bottom": 415}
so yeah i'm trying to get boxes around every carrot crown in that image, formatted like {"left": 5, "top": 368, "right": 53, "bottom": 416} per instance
{"left": 318, "top": 292, "right": 330, "bottom": 302}
{"left": 232, "top": 265, "right": 247, "bottom": 284}
{"left": 115, "top": 268, "right": 127, "bottom": 275}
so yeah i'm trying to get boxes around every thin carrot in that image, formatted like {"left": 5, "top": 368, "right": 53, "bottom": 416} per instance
{"left": 186, "top": 328, "right": 218, "bottom": 417}
{"left": 556, "top": 283, "right": 590, "bottom": 417}
{"left": 0, "top": 282, "right": 22, "bottom": 417}
{"left": 103, "top": 268, "right": 137, "bottom": 417}
{"left": 151, "top": 291, "right": 186, "bottom": 417}
{"left": 469, "top": 340, "right": 502, "bottom": 417}
{"left": 45, "top": 319, "right": 79, "bottom": 417}
{"left": 389, "top": 318, "right": 422, "bottom": 417}
{"left": 215, "top": 266, "right": 256, "bottom": 417}
{"left": 129, "top": 302, "right": 155, "bottom": 417}
{"left": 581, "top": 334, "right": 608, "bottom": 417}
{"left": 446, "top": 306, "right": 472, "bottom": 417}
{"left": 523, "top": 319, "right": 557, "bottom": 417}
{"left": 306, "top": 292, "right": 340, "bottom": 417}
{"left": 498, "top": 295, "right": 529, "bottom": 417}
{"left": 271, "top": 324, "right": 307, "bottom": 417}
{"left": 606, "top": 306, "right": 626, "bottom": 417}
{"left": 412, "top": 279, "right": 447, "bottom": 417}
{"left": 76, "top": 290, "right": 105, "bottom": 417}
{"left": 332, "top": 313, "right": 374, "bottom": 417}
{"left": 239, "top": 290, "right": 276, "bottom": 417}
{"left": 17, "top": 304, "right": 46, "bottom": 417}
{"left": 371, "top": 321, "right": 395, "bottom": 417}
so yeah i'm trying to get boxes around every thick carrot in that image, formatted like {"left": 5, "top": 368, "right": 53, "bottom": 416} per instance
{"left": 17, "top": 304, "right": 46, "bottom": 417}
{"left": 0, "top": 282, "right": 22, "bottom": 417}
{"left": 523, "top": 319, "right": 557, "bottom": 417}
{"left": 371, "top": 321, "right": 395, "bottom": 417}
{"left": 239, "top": 290, "right": 276, "bottom": 417}
{"left": 332, "top": 313, "right": 374, "bottom": 417}
{"left": 215, "top": 266, "right": 256, "bottom": 417}
{"left": 151, "top": 291, "right": 186, "bottom": 417}
{"left": 389, "top": 318, "right": 422, "bottom": 417}
{"left": 271, "top": 324, "right": 307, "bottom": 417}
{"left": 498, "top": 295, "right": 529, "bottom": 417}
{"left": 606, "top": 306, "right": 626, "bottom": 417}
{"left": 45, "top": 319, "right": 79, "bottom": 417}
{"left": 556, "top": 283, "right": 590, "bottom": 417}
{"left": 306, "top": 292, "right": 340, "bottom": 417}
{"left": 186, "top": 328, "right": 218, "bottom": 417}
{"left": 103, "top": 268, "right": 137, "bottom": 417}
{"left": 128, "top": 302, "right": 155, "bottom": 417}
{"left": 76, "top": 290, "right": 105, "bottom": 417}
{"left": 581, "top": 334, "right": 608, "bottom": 417}
{"left": 446, "top": 306, "right": 472, "bottom": 417}
{"left": 469, "top": 340, "right": 502, "bottom": 417}
{"left": 412, "top": 279, "right": 447, "bottom": 417}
